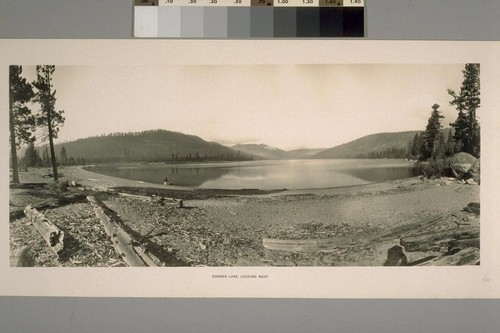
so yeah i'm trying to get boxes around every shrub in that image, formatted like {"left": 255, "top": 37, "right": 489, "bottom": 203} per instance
{"left": 417, "top": 158, "right": 453, "bottom": 179}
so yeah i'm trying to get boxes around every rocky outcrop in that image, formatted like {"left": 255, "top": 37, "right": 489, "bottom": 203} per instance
{"left": 450, "top": 152, "right": 477, "bottom": 179}
{"left": 467, "top": 158, "right": 480, "bottom": 183}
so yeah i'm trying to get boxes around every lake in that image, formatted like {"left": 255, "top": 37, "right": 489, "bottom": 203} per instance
{"left": 84, "top": 159, "right": 419, "bottom": 190}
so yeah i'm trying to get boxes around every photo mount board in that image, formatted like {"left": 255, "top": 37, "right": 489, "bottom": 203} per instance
{"left": 1, "top": 39, "right": 499, "bottom": 298}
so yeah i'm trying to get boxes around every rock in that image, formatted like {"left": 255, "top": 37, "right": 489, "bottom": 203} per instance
{"left": 450, "top": 152, "right": 477, "bottom": 179}
{"left": 383, "top": 245, "right": 408, "bottom": 266}
{"left": 467, "top": 158, "right": 480, "bottom": 184}
{"left": 15, "top": 246, "right": 36, "bottom": 267}
{"left": 466, "top": 178, "right": 476, "bottom": 185}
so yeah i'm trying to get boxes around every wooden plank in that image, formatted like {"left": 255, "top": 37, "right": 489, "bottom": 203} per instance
{"left": 263, "top": 215, "right": 443, "bottom": 252}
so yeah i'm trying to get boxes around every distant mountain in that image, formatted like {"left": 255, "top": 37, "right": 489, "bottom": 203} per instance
{"left": 285, "top": 148, "right": 327, "bottom": 159}
{"left": 313, "top": 131, "right": 421, "bottom": 159}
{"left": 52, "top": 130, "right": 252, "bottom": 164}
{"left": 231, "top": 144, "right": 288, "bottom": 160}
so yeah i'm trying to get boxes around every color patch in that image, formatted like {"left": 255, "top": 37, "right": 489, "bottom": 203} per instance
{"left": 181, "top": 7, "right": 204, "bottom": 38}
{"left": 134, "top": 6, "right": 159, "bottom": 37}
{"left": 273, "top": 7, "right": 297, "bottom": 37}
{"left": 296, "top": 7, "right": 320, "bottom": 37}
{"left": 227, "top": 7, "right": 251, "bottom": 38}
{"left": 158, "top": 6, "right": 181, "bottom": 37}
{"left": 251, "top": 7, "right": 274, "bottom": 37}
{"left": 204, "top": 7, "right": 228, "bottom": 38}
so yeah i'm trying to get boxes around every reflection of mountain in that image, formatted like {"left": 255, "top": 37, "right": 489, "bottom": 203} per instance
{"left": 86, "top": 165, "right": 234, "bottom": 187}
{"left": 339, "top": 166, "right": 419, "bottom": 183}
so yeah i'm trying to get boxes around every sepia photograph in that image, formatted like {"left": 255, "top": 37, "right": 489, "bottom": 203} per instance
{"left": 1, "top": 40, "right": 499, "bottom": 298}
{"left": 8, "top": 62, "right": 480, "bottom": 268}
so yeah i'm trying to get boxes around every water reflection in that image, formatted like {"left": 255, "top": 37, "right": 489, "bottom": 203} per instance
{"left": 85, "top": 159, "right": 418, "bottom": 190}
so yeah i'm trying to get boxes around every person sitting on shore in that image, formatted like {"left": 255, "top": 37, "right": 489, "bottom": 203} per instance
{"left": 163, "top": 177, "right": 169, "bottom": 186}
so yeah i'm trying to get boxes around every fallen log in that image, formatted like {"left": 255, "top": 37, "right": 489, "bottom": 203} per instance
{"left": 400, "top": 227, "right": 479, "bottom": 253}
{"left": 10, "top": 182, "right": 49, "bottom": 190}
{"left": 417, "top": 247, "right": 480, "bottom": 266}
{"left": 10, "top": 193, "right": 87, "bottom": 221}
{"left": 87, "top": 196, "right": 158, "bottom": 267}
{"left": 24, "top": 205, "right": 64, "bottom": 254}
{"left": 117, "top": 191, "right": 181, "bottom": 207}
{"left": 263, "top": 215, "right": 443, "bottom": 252}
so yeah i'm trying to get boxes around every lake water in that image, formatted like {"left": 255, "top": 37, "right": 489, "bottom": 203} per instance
{"left": 85, "top": 159, "right": 419, "bottom": 190}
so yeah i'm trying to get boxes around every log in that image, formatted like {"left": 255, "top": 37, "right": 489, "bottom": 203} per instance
{"left": 263, "top": 215, "right": 443, "bottom": 252}
{"left": 417, "top": 247, "right": 480, "bottom": 266}
{"left": 10, "top": 182, "right": 49, "bottom": 190}
{"left": 87, "top": 196, "right": 158, "bottom": 267}
{"left": 117, "top": 192, "right": 180, "bottom": 206}
{"left": 24, "top": 205, "right": 64, "bottom": 254}
{"left": 401, "top": 228, "right": 479, "bottom": 253}
{"left": 448, "top": 238, "right": 480, "bottom": 253}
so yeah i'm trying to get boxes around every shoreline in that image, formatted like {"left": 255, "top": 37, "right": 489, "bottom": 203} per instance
{"left": 9, "top": 165, "right": 480, "bottom": 267}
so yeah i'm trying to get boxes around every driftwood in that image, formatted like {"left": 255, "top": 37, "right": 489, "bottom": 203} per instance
{"left": 87, "top": 196, "right": 158, "bottom": 267}
{"left": 10, "top": 182, "right": 48, "bottom": 190}
{"left": 263, "top": 215, "right": 443, "bottom": 252}
{"left": 10, "top": 193, "right": 87, "bottom": 221}
{"left": 400, "top": 227, "right": 479, "bottom": 253}
{"left": 117, "top": 192, "right": 181, "bottom": 207}
{"left": 417, "top": 247, "right": 480, "bottom": 266}
{"left": 24, "top": 205, "right": 64, "bottom": 254}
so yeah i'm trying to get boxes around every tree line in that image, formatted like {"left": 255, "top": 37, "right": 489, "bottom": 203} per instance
{"left": 408, "top": 64, "right": 480, "bottom": 164}
{"left": 9, "top": 65, "right": 65, "bottom": 183}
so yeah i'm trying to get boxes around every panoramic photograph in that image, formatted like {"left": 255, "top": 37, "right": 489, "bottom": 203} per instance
{"left": 8, "top": 64, "right": 480, "bottom": 267}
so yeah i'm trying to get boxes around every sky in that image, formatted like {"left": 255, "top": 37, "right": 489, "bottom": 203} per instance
{"left": 21, "top": 64, "right": 466, "bottom": 150}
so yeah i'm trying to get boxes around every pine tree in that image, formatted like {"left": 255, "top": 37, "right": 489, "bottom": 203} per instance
{"left": 60, "top": 146, "right": 68, "bottom": 166}
{"left": 32, "top": 65, "right": 65, "bottom": 181}
{"left": 422, "top": 104, "right": 444, "bottom": 161}
{"left": 9, "top": 65, "right": 35, "bottom": 183}
{"left": 445, "top": 129, "right": 455, "bottom": 157}
{"left": 23, "top": 142, "right": 38, "bottom": 168}
{"left": 448, "top": 64, "right": 480, "bottom": 157}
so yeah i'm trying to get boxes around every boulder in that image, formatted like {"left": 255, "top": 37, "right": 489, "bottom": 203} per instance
{"left": 450, "top": 152, "right": 477, "bottom": 179}
{"left": 467, "top": 158, "right": 480, "bottom": 184}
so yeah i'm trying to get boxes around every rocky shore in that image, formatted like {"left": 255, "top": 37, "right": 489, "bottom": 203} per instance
{"left": 9, "top": 166, "right": 480, "bottom": 267}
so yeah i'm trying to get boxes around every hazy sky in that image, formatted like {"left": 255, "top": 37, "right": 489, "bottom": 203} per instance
{"left": 21, "top": 64, "right": 466, "bottom": 150}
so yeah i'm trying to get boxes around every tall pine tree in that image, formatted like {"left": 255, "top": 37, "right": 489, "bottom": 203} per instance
{"left": 33, "top": 65, "right": 65, "bottom": 181}
{"left": 448, "top": 64, "right": 480, "bottom": 157}
{"left": 9, "top": 65, "right": 35, "bottom": 184}
{"left": 422, "top": 104, "right": 444, "bottom": 161}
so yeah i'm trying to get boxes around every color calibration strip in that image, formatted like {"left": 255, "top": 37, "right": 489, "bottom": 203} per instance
{"left": 134, "top": 0, "right": 364, "bottom": 38}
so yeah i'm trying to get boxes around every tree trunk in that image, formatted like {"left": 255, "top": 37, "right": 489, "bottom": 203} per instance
{"left": 9, "top": 93, "right": 20, "bottom": 184}
{"left": 46, "top": 97, "right": 58, "bottom": 182}
{"left": 87, "top": 196, "right": 158, "bottom": 267}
